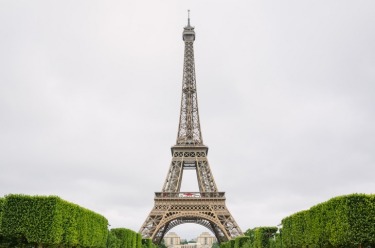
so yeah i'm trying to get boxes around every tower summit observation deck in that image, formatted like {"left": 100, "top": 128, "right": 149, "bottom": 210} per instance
{"left": 139, "top": 12, "right": 243, "bottom": 243}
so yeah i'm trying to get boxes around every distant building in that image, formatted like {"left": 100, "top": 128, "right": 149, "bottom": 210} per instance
{"left": 196, "top": 232, "right": 216, "bottom": 248}
{"left": 164, "top": 232, "right": 181, "bottom": 247}
{"left": 164, "top": 232, "right": 216, "bottom": 248}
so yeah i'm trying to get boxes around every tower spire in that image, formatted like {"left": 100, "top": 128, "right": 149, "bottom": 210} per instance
{"left": 178, "top": 11, "right": 201, "bottom": 145}
{"left": 188, "top": 9, "right": 190, "bottom": 26}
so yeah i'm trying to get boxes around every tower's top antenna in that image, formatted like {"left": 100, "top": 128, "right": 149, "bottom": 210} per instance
{"left": 183, "top": 10, "right": 195, "bottom": 41}
{"left": 188, "top": 10, "right": 191, "bottom": 26}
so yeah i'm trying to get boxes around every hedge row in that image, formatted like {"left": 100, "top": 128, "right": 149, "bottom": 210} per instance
{"left": 245, "top": 227, "right": 278, "bottom": 248}
{"left": 220, "top": 238, "right": 234, "bottom": 248}
{"left": 234, "top": 236, "right": 250, "bottom": 248}
{"left": 0, "top": 195, "right": 152, "bottom": 248}
{"left": 142, "top": 238, "right": 157, "bottom": 248}
{"left": 0, "top": 194, "right": 109, "bottom": 247}
{"left": 236, "top": 194, "right": 375, "bottom": 248}
{"left": 220, "top": 227, "right": 278, "bottom": 248}
{"left": 281, "top": 193, "right": 375, "bottom": 248}
{"left": 107, "top": 228, "right": 143, "bottom": 248}
{"left": 0, "top": 198, "right": 4, "bottom": 225}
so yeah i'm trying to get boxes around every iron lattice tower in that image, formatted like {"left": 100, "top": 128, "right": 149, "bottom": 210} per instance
{"left": 139, "top": 13, "right": 243, "bottom": 244}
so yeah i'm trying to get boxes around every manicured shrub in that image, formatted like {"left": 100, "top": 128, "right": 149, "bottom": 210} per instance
{"left": 1, "top": 195, "right": 64, "bottom": 246}
{"left": 234, "top": 236, "right": 250, "bottom": 248}
{"left": 220, "top": 241, "right": 227, "bottom": 248}
{"left": 244, "top": 227, "right": 277, "bottom": 248}
{"left": 269, "top": 232, "right": 282, "bottom": 248}
{"left": 109, "top": 228, "right": 141, "bottom": 248}
{"left": 136, "top": 233, "right": 142, "bottom": 248}
{"left": 254, "top": 227, "right": 277, "bottom": 248}
{"left": 142, "top": 238, "right": 153, "bottom": 248}
{"left": 0, "top": 197, "right": 4, "bottom": 220}
{"left": 281, "top": 193, "right": 375, "bottom": 248}
{"left": 107, "top": 230, "right": 122, "bottom": 248}
{"left": 0, "top": 197, "right": 4, "bottom": 232}
{"left": 0, "top": 194, "right": 108, "bottom": 248}
{"left": 221, "top": 240, "right": 235, "bottom": 248}
{"left": 244, "top": 228, "right": 255, "bottom": 246}
{"left": 229, "top": 239, "right": 236, "bottom": 248}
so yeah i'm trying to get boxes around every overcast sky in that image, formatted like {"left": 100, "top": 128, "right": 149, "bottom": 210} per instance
{"left": 1, "top": 0, "right": 374, "bottom": 241}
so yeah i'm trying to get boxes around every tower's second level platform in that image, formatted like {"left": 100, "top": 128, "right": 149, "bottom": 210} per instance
{"left": 154, "top": 192, "right": 225, "bottom": 200}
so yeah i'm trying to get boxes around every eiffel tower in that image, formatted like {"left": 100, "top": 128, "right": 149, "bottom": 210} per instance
{"left": 139, "top": 12, "right": 243, "bottom": 244}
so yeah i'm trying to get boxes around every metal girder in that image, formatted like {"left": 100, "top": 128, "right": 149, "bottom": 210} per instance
{"left": 162, "top": 148, "right": 217, "bottom": 193}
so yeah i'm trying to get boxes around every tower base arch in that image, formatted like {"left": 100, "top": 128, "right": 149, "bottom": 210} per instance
{"left": 139, "top": 192, "right": 242, "bottom": 244}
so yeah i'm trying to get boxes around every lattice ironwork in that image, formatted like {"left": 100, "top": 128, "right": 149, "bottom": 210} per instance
{"left": 176, "top": 15, "right": 202, "bottom": 146}
{"left": 139, "top": 14, "right": 243, "bottom": 244}
{"left": 140, "top": 195, "right": 242, "bottom": 244}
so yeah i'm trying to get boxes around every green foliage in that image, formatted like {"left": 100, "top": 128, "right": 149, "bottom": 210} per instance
{"left": 0, "top": 194, "right": 149, "bottom": 248}
{"left": 268, "top": 233, "right": 282, "bottom": 248}
{"left": 108, "top": 231, "right": 122, "bottom": 248}
{"left": 211, "top": 241, "right": 220, "bottom": 248}
{"left": 0, "top": 197, "right": 4, "bottom": 240}
{"left": 142, "top": 238, "right": 155, "bottom": 248}
{"left": 254, "top": 227, "right": 277, "bottom": 248}
{"left": 243, "top": 227, "right": 278, "bottom": 248}
{"left": 0, "top": 194, "right": 108, "bottom": 248}
{"left": 229, "top": 239, "right": 236, "bottom": 248}
{"left": 136, "top": 233, "right": 142, "bottom": 248}
{"left": 127, "top": 228, "right": 135, "bottom": 248}
{"left": 220, "top": 241, "right": 227, "bottom": 248}
{"left": 220, "top": 239, "right": 235, "bottom": 248}
{"left": 1, "top": 195, "right": 63, "bottom": 246}
{"left": 234, "top": 236, "right": 250, "bottom": 248}
{"left": 109, "top": 228, "right": 141, "bottom": 248}
{"left": 133, "top": 232, "right": 140, "bottom": 248}
{"left": 282, "top": 193, "right": 375, "bottom": 248}
{"left": 244, "top": 228, "right": 255, "bottom": 246}
{"left": 181, "top": 240, "right": 188, "bottom": 245}
{"left": 108, "top": 228, "right": 124, "bottom": 248}
{"left": 0, "top": 197, "right": 4, "bottom": 222}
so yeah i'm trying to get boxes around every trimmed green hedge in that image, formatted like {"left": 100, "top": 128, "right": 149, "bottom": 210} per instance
{"left": 254, "top": 227, "right": 277, "bottom": 248}
{"left": 108, "top": 231, "right": 122, "bottom": 248}
{"left": 224, "top": 194, "right": 375, "bottom": 248}
{"left": 0, "top": 197, "right": 5, "bottom": 246}
{"left": 220, "top": 240, "right": 227, "bottom": 248}
{"left": 142, "top": 238, "right": 156, "bottom": 248}
{"left": 0, "top": 194, "right": 108, "bottom": 248}
{"left": 234, "top": 236, "right": 250, "bottom": 248}
{"left": 282, "top": 193, "right": 375, "bottom": 248}
{"left": 221, "top": 228, "right": 278, "bottom": 248}
{"left": 0, "top": 197, "right": 3, "bottom": 231}
{"left": 107, "top": 228, "right": 142, "bottom": 248}
{"left": 243, "top": 227, "right": 277, "bottom": 248}
{"left": 229, "top": 239, "right": 236, "bottom": 248}
{"left": 0, "top": 194, "right": 149, "bottom": 248}
{"left": 136, "top": 233, "right": 142, "bottom": 248}
{"left": 269, "top": 233, "right": 281, "bottom": 248}
{"left": 244, "top": 228, "right": 255, "bottom": 245}
{"left": 0, "top": 197, "right": 3, "bottom": 218}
